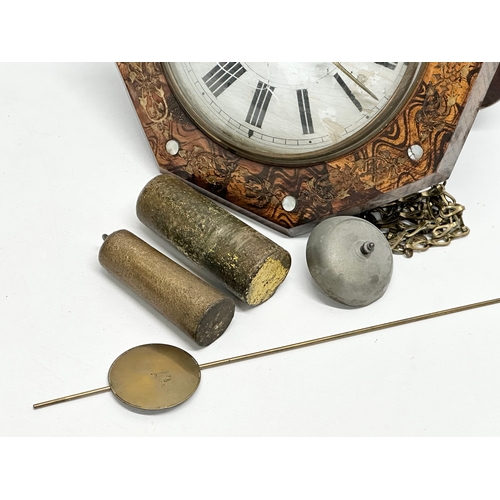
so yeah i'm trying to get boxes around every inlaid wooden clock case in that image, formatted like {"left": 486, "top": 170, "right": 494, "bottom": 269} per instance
{"left": 118, "top": 62, "right": 499, "bottom": 236}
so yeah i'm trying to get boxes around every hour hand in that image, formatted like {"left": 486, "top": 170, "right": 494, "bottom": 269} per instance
{"left": 332, "top": 63, "right": 379, "bottom": 101}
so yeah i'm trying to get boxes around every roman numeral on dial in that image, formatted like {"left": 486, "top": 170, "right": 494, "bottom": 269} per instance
{"left": 297, "top": 89, "right": 314, "bottom": 134}
{"left": 202, "top": 62, "right": 247, "bottom": 97}
{"left": 246, "top": 81, "right": 275, "bottom": 128}
{"left": 375, "top": 62, "right": 397, "bottom": 70}
{"left": 333, "top": 73, "right": 362, "bottom": 112}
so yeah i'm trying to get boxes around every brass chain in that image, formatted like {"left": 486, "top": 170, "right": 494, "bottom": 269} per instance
{"left": 358, "top": 183, "right": 470, "bottom": 257}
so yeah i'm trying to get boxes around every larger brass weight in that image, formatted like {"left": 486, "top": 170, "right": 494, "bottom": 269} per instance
{"left": 136, "top": 174, "right": 292, "bottom": 306}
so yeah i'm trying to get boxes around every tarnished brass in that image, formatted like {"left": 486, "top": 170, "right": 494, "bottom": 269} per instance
{"left": 199, "top": 297, "right": 500, "bottom": 369}
{"left": 136, "top": 174, "right": 291, "bottom": 306}
{"left": 33, "top": 297, "right": 500, "bottom": 412}
{"left": 33, "top": 386, "right": 111, "bottom": 408}
{"left": 109, "top": 344, "right": 201, "bottom": 411}
{"left": 33, "top": 344, "right": 200, "bottom": 411}
{"left": 99, "top": 230, "right": 235, "bottom": 346}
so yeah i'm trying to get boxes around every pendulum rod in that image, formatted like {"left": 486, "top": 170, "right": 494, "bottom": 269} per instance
{"left": 198, "top": 297, "right": 500, "bottom": 369}
{"left": 33, "top": 386, "right": 111, "bottom": 409}
{"left": 33, "top": 297, "right": 500, "bottom": 409}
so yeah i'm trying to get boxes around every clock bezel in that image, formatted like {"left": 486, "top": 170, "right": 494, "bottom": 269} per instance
{"left": 162, "top": 62, "right": 425, "bottom": 167}
{"left": 117, "top": 62, "right": 496, "bottom": 236}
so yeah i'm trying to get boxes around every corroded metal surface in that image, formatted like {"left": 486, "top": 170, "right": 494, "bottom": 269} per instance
{"left": 136, "top": 174, "right": 291, "bottom": 305}
{"left": 108, "top": 344, "right": 201, "bottom": 411}
{"left": 98, "top": 230, "right": 235, "bottom": 346}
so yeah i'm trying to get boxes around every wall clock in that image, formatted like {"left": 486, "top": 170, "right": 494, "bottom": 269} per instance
{"left": 118, "top": 62, "right": 499, "bottom": 236}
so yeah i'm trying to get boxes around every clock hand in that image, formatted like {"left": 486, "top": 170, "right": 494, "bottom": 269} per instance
{"left": 332, "top": 63, "right": 379, "bottom": 101}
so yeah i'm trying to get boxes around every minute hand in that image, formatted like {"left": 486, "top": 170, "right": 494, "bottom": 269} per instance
{"left": 333, "top": 63, "right": 379, "bottom": 101}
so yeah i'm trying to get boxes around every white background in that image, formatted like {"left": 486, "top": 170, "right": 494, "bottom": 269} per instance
{"left": 1, "top": 62, "right": 499, "bottom": 493}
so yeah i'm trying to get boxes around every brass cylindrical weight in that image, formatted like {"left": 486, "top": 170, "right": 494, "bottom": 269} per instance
{"left": 136, "top": 175, "right": 292, "bottom": 306}
{"left": 98, "top": 230, "right": 235, "bottom": 346}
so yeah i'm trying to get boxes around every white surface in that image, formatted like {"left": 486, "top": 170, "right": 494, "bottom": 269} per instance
{"left": 1, "top": 63, "right": 500, "bottom": 440}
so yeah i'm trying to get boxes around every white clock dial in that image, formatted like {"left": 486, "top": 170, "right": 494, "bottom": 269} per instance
{"left": 163, "top": 62, "right": 423, "bottom": 165}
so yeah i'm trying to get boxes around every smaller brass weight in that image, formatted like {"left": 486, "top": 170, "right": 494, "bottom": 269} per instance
{"left": 98, "top": 230, "right": 235, "bottom": 346}
{"left": 136, "top": 174, "right": 292, "bottom": 306}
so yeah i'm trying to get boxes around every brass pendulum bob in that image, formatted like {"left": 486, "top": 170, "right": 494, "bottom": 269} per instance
{"left": 33, "top": 297, "right": 500, "bottom": 412}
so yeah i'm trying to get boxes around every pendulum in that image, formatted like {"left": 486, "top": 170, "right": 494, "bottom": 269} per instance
{"left": 33, "top": 297, "right": 500, "bottom": 412}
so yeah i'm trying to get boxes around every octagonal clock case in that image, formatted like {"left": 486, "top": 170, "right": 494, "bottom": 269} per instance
{"left": 118, "top": 62, "right": 499, "bottom": 236}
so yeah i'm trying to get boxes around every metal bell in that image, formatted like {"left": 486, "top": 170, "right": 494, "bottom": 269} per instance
{"left": 306, "top": 216, "right": 393, "bottom": 307}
